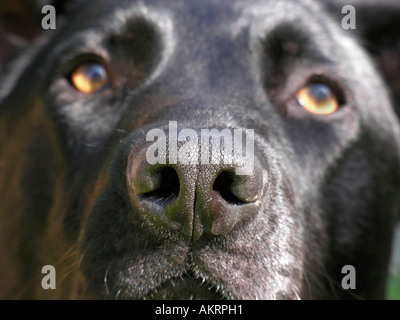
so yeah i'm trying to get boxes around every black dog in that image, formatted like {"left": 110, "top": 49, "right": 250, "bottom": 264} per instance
{"left": 0, "top": 0, "right": 400, "bottom": 300}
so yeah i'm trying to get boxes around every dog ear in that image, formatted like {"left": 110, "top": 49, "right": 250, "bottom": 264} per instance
{"left": 0, "top": 1, "right": 72, "bottom": 64}
{"left": 325, "top": 0, "right": 400, "bottom": 117}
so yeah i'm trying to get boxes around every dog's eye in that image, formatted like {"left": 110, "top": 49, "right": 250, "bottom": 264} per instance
{"left": 296, "top": 83, "right": 339, "bottom": 115}
{"left": 70, "top": 62, "right": 110, "bottom": 94}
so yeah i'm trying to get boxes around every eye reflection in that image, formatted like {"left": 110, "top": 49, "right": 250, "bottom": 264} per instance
{"left": 296, "top": 83, "right": 339, "bottom": 115}
{"left": 70, "top": 62, "right": 110, "bottom": 94}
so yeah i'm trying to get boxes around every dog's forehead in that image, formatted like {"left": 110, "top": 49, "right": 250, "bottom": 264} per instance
{"left": 60, "top": 0, "right": 333, "bottom": 73}
{"left": 59, "top": 0, "right": 331, "bottom": 79}
{"left": 70, "top": 0, "right": 319, "bottom": 35}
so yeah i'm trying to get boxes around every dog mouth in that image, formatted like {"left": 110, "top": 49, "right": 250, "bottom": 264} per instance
{"left": 83, "top": 247, "right": 232, "bottom": 300}
{"left": 143, "top": 272, "right": 228, "bottom": 300}
{"left": 102, "top": 266, "right": 230, "bottom": 300}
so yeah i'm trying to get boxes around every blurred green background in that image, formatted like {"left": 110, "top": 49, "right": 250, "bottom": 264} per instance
{"left": 387, "top": 227, "right": 400, "bottom": 300}
{"left": 388, "top": 275, "right": 400, "bottom": 299}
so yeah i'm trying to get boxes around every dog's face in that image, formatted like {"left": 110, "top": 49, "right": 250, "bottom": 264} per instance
{"left": 0, "top": 0, "right": 400, "bottom": 300}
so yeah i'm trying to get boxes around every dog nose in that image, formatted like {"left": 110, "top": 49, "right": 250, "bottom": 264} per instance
{"left": 127, "top": 142, "right": 263, "bottom": 240}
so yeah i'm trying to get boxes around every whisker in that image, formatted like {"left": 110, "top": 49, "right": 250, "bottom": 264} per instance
{"left": 104, "top": 259, "right": 116, "bottom": 297}
{"left": 115, "top": 128, "right": 130, "bottom": 135}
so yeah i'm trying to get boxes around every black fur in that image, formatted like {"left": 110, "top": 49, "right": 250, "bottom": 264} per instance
{"left": 0, "top": 0, "right": 399, "bottom": 299}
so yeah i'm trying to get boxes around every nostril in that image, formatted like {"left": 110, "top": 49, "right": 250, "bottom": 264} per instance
{"left": 140, "top": 167, "right": 180, "bottom": 206}
{"left": 213, "top": 171, "right": 246, "bottom": 205}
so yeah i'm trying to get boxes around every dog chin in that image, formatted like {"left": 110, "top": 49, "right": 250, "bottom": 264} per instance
{"left": 143, "top": 276, "right": 227, "bottom": 300}
{"left": 109, "top": 274, "right": 228, "bottom": 300}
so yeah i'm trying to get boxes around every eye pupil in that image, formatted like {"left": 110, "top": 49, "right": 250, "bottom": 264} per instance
{"left": 308, "top": 83, "right": 331, "bottom": 102}
{"left": 85, "top": 64, "right": 107, "bottom": 82}
{"left": 71, "top": 62, "right": 109, "bottom": 94}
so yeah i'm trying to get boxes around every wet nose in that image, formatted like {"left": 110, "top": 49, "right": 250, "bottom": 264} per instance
{"left": 127, "top": 140, "right": 263, "bottom": 240}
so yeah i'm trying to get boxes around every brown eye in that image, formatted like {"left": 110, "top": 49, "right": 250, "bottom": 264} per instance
{"left": 296, "top": 83, "right": 339, "bottom": 115}
{"left": 70, "top": 62, "right": 110, "bottom": 94}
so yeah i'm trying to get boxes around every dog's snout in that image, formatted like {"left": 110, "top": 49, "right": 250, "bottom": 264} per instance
{"left": 127, "top": 142, "right": 263, "bottom": 240}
